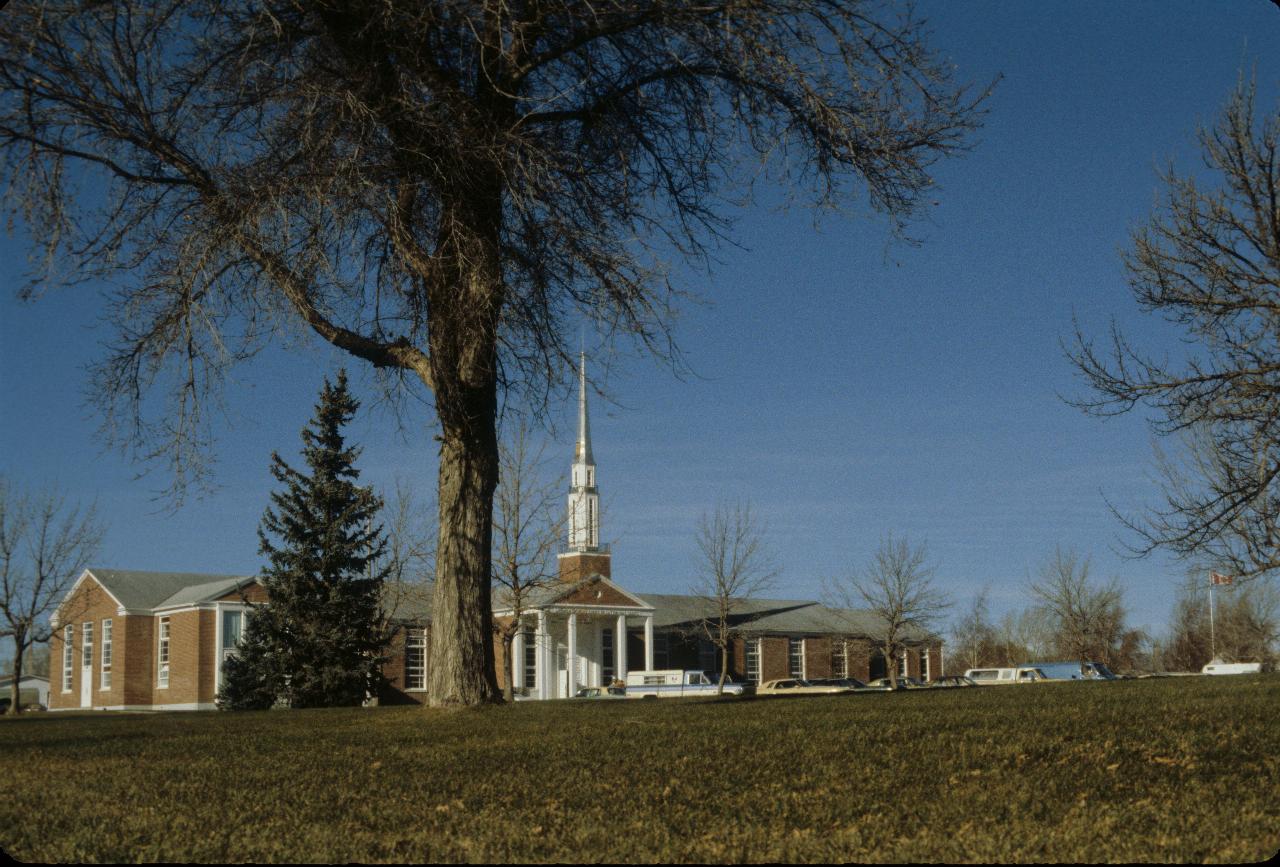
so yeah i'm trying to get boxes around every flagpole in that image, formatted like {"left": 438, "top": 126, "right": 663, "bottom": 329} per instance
{"left": 1209, "top": 576, "right": 1216, "bottom": 663}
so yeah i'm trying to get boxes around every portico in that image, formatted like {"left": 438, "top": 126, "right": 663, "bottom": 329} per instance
{"left": 503, "top": 577, "right": 656, "bottom": 699}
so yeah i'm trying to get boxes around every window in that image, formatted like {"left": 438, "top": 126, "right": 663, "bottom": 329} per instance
{"left": 789, "top": 638, "right": 804, "bottom": 679}
{"left": 100, "top": 619, "right": 113, "bottom": 690}
{"left": 81, "top": 621, "right": 94, "bottom": 669}
{"left": 222, "top": 610, "right": 243, "bottom": 660}
{"left": 157, "top": 617, "right": 171, "bottom": 689}
{"left": 653, "top": 633, "right": 669, "bottom": 670}
{"left": 62, "top": 625, "right": 73, "bottom": 692}
{"left": 898, "top": 651, "right": 908, "bottom": 678}
{"left": 832, "top": 639, "right": 847, "bottom": 679}
{"left": 404, "top": 628, "right": 426, "bottom": 690}
{"left": 522, "top": 631, "right": 537, "bottom": 689}
{"left": 699, "top": 640, "right": 717, "bottom": 675}
{"left": 920, "top": 647, "right": 930, "bottom": 682}
{"left": 601, "top": 628, "right": 614, "bottom": 684}
{"left": 745, "top": 638, "right": 760, "bottom": 684}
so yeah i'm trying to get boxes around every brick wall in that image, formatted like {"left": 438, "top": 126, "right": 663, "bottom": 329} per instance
{"left": 760, "top": 636, "right": 790, "bottom": 682}
{"left": 48, "top": 577, "right": 122, "bottom": 710}
{"left": 556, "top": 552, "right": 612, "bottom": 583}
{"left": 803, "top": 637, "right": 832, "bottom": 679}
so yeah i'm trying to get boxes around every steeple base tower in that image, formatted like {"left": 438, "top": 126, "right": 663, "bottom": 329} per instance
{"left": 557, "top": 550, "right": 612, "bottom": 584}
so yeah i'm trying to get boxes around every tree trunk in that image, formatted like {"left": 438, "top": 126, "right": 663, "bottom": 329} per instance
{"left": 424, "top": 182, "right": 505, "bottom": 708}
{"left": 8, "top": 631, "right": 25, "bottom": 714}
{"left": 718, "top": 641, "right": 729, "bottom": 696}
{"left": 885, "top": 641, "right": 897, "bottom": 689}
{"left": 428, "top": 425, "right": 502, "bottom": 707}
{"left": 502, "top": 631, "right": 514, "bottom": 703}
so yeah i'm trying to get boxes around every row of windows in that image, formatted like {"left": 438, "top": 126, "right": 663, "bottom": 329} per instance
{"left": 739, "top": 638, "right": 932, "bottom": 683}
{"left": 62, "top": 620, "right": 114, "bottom": 691}
{"left": 60, "top": 611, "right": 248, "bottom": 694}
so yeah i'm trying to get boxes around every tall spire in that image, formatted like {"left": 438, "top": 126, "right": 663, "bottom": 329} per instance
{"left": 567, "top": 352, "right": 599, "bottom": 553}
{"left": 575, "top": 352, "right": 593, "bottom": 465}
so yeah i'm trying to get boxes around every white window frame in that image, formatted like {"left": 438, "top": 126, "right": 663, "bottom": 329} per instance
{"left": 898, "top": 650, "right": 908, "bottom": 678}
{"left": 62, "top": 624, "right": 74, "bottom": 692}
{"left": 100, "top": 618, "right": 113, "bottom": 690}
{"left": 81, "top": 621, "right": 94, "bottom": 669}
{"left": 405, "top": 627, "right": 427, "bottom": 691}
{"left": 522, "top": 630, "right": 538, "bottom": 690}
{"left": 789, "top": 637, "right": 805, "bottom": 679}
{"left": 921, "top": 647, "right": 930, "bottom": 681}
{"left": 157, "top": 616, "right": 171, "bottom": 689}
{"left": 832, "top": 639, "right": 847, "bottom": 679}
{"left": 745, "top": 638, "right": 761, "bottom": 684}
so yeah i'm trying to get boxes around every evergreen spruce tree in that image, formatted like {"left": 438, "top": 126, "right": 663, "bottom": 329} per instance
{"left": 218, "top": 370, "right": 391, "bottom": 710}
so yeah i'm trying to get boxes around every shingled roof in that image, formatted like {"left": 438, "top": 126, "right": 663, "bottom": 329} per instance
{"left": 86, "top": 568, "right": 255, "bottom": 611}
{"left": 636, "top": 593, "right": 935, "bottom": 641}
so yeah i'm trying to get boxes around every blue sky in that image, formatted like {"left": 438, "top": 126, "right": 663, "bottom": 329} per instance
{"left": 2, "top": 1, "right": 1279, "bottom": 639}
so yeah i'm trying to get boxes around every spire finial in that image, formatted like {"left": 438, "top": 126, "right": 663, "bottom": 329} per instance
{"left": 576, "top": 351, "right": 593, "bottom": 464}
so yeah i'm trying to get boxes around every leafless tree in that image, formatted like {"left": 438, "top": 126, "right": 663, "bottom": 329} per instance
{"left": 1067, "top": 79, "right": 1280, "bottom": 582}
{"left": 0, "top": 478, "right": 106, "bottom": 713}
{"left": 689, "top": 501, "right": 778, "bottom": 694}
{"left": 829, "top": 533, "right": 949, "bottom": 688}
{"left": 1029, "top": 547, "right": 1127, "bottom": 666}
{"left": 492, "top": 419, "right": 563, "bottom": 701}
{"left": 950, "top": 585, "right": 997, "bottom": 672}
{"left": 1162, "top": 571, "right": 1278, "bottom": 670}
{"left": 377, "top": 480, "right": 436, "bottom": 604}
{"left": 0, "top": 0, "right": 989, "bottom": 706}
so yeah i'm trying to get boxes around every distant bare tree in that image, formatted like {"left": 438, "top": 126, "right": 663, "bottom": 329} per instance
{"left": 1163, "top": 572, "right": 1279, "bottom": 670}
{"left": 1067, "top": 79, "right": 1280, "bottom": 582}
{"left": 0, "top": 0, "right": 989, "bottom": 706}
{"left": 0, "top": 478, "right": 105, "bottom": 713}
{"left": 950, "top": 586, "right": 998, "bottom": 673}
{"left": 829, "top": 534, "right": 949, "bottom": 688}
{"left": 492, "top": 421, "right": 563, "bottom": 701}
{"left": 1029, "top": 548, "right": 1126, "bottom": 666}
{"left": 377, "top": 480, "right": 436, "bottom": 607}
{"left": 689, "top": 501, "right": 778, "bottom": 694}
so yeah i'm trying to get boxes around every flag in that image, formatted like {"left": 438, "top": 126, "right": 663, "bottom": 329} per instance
{"left": 1210, "top": 571, "right": 1234, "bottom": 586}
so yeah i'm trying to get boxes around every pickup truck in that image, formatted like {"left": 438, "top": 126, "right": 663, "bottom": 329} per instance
{"left": 624, "top": 670, "right": 745, "bottom": 698}
{"left": 963, "top": 666, "right": 1049, "bottom": 685}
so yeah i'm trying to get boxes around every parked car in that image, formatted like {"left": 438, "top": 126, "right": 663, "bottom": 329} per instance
{"left": 807, "top": 677, "right": 879, "bottom": 692}
{"left": 1017, "top": 661, "right": 1117, "bottom": 681}
{"left": 928, "top": 675, "right": 977, "bottom": 688}
{"left": 866, "top": 676, "right": 926, "bottom": 690}
{"left": 757, "top": 678, "right": 855, "bottom": 695}
{"left": 573, "top": 686, "right": 627, "bottom": 699}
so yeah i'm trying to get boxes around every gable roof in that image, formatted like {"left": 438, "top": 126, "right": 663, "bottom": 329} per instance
{"left": 155, "top": 576, "right": 261, "bottom": 609}
{"left": 637, "top": 593, "right": 934, "bottom": 641}
{"left": 86, "top": 568, "right": 254, "bottom": 611}
{"left": 510, "top": 576, "right": 654, "bottom": 611}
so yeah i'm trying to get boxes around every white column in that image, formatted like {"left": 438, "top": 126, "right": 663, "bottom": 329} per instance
{"left": 567, "top": 613, "right": 578, "bottom": 698}
{"left": 644, "top": 615, "right": 654, "bottom": 671}
{"left": 537, "top": 610, "right": 548, "bottom": 700}
{"left": 615, "top": 614, "right": 628, "bottom": 679}
{"left": 512, "top": 629, "right": 525, "bottom": 690}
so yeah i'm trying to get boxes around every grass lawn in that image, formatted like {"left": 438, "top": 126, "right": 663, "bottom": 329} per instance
{"left": 2, "top": 676, "right": 1278, "bottom": 863}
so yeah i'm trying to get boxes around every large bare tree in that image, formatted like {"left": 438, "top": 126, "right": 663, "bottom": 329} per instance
{"left": 1068, "top": 80, "right": 1280, "bottom": 582}
{"left": 0, "top": 0, "right": 988, "bottom": 705}
{"left": 1029, "top": 547, "right": 1127, "bottom": 667}
{"left": 829, "top": 533, "right": 949, "bottom": 687}
{"left": 491, "top": 419, "right": 563, "bottom": 701}
{"left": 689, "top": 500, "right": 778, "bottom": 694}
{"left": 0, "top": 478, "right": 106, "bottom": 714}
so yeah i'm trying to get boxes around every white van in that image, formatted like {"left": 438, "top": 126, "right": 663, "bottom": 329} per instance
{"left": 1201, "top": 662, "right": 1262, "bottom": 675}
{"left": 624, "top": 670, "right": 745, "bottom": 698}
{"left": 963, "top": 666, "right": 1048, "bottom": 685}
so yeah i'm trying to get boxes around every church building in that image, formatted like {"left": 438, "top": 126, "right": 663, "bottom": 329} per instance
{"left": 46, "top": 357, "right": 941, "bottom": 711}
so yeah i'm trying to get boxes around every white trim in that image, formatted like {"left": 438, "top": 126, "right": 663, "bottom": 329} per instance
{"left": 100, "top": 618, "right": 113, "bottom": 691}
{"left": 52, "top": 570, "right": 126, "bottom": 628}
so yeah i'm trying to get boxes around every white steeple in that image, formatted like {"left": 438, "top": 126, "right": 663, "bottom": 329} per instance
{"left": 567, "top": 353, "right": 600, "bottom": 552}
